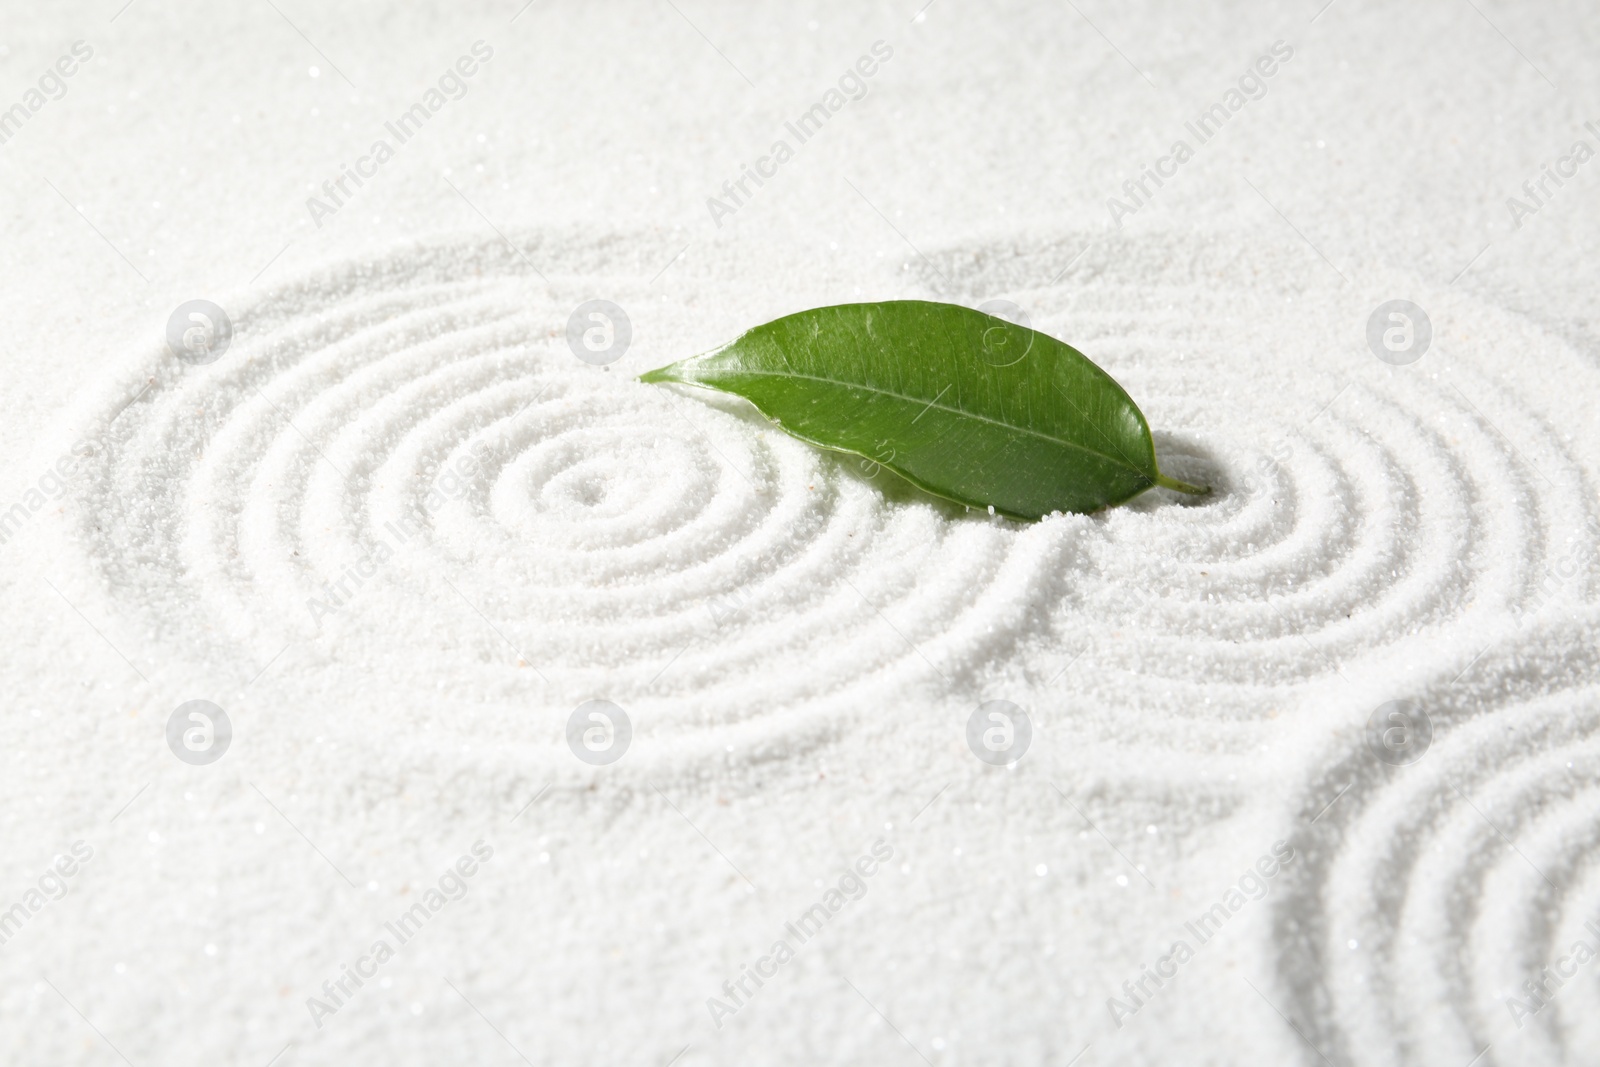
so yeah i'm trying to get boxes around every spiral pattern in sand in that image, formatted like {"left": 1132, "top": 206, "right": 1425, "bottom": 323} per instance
{"left": 920, "top": 232, "right": 1599, "bottom": 761}
{"left": 71, "top": 229, "right": 1599, "bottom": 763}
{"left": 71, "top": 233, "right": 1075, "bottom": 742}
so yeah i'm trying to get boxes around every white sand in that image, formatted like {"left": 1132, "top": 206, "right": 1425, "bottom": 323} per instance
{"left": 3, "top": 2, "right": 1598, "bottom": 1064}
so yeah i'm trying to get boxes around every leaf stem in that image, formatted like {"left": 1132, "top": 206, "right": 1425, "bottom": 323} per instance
{"left": 1154, "top": 473, "right": 1210, "bottom": 495}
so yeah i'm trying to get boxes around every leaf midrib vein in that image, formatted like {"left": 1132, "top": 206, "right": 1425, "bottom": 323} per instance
{"left": 710, "top": 366, "right": 1150, "bottom": 477}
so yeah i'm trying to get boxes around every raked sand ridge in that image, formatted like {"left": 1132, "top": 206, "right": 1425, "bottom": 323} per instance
{"left": 31, "top": 222, "right": 1600, "bottom": 1063}
{"left": 5, "top": 2, "right": 1600, "bottom": 1063}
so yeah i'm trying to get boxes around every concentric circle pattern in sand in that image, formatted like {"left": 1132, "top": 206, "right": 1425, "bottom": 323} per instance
{"left": 71, "top": 230, "right": 1599, "bottom": 762}
{"left": 69, "top": 234, "right": 1073, "bottom": 742}
{"left": 919, "top": 233, "right": 1599, "bottom": 757}
{"left": 1274, "top": 624, "right": 1600, "bottom": 1067}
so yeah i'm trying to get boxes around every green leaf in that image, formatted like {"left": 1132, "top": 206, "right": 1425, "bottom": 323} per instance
{"left": 640, "top": 300, "right": 1206, "bottom": 520}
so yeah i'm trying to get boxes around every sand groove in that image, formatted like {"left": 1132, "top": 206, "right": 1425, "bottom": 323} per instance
{"left": 71, "top": 235, "right": 1074, "bottom": 739}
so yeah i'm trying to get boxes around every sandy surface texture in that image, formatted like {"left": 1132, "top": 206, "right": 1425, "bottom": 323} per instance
{"left": 2, "top": 2, "right": 1598, "bottom": 1064}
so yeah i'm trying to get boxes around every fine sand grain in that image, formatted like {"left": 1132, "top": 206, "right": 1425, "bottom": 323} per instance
{"left": 2, "top": 2, "right": 1597, "bottom": 1065}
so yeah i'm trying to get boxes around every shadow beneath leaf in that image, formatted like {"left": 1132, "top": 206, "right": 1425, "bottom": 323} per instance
{"left": 1140, "top": 431, "right": 1230, "bottom": 511}
{"left": 830, "top": 452, "right": 1002, "bottom": 524}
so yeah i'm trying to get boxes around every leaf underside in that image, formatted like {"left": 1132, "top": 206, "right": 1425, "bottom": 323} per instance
{"left": 641, "top": 300, "right": 1198, "bottom": 520}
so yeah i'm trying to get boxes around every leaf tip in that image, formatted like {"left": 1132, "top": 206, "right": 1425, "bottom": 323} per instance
{"left": 637, "top": 362, "right": 679, "bottom": 385}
